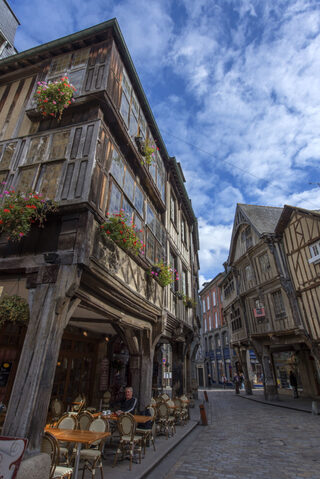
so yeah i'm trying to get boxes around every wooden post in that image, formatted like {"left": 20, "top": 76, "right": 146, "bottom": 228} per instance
{"left": 204, "top": 390, "right": 209, "bottom": 402}
{"left": 3, "top": 265, "right": 80, "bottom": 453}
{"left": 199, "top": 404, "right": 208, "bottom": 425}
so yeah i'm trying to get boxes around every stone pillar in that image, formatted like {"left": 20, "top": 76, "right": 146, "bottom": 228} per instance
{"left": 3, "top": 265, "right": 80, "bottom": 453}
{"left": 239, "top": 348, "right": 252, "bottom": 395}
{"left": 139, "top": 351, "right": 154, "bottom": 410}
{"left": 129, "top": 354, "right": 141, "bottom": 405}
{"left": 262, "top": 345, "right": 278, "bottom": 401}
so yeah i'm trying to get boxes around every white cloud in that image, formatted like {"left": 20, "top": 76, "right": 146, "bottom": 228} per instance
{"left": 198, "top": 219, "right": 233, "bottom": 279}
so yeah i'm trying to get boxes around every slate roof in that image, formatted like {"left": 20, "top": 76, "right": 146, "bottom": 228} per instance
{"left": 238, "top": 204, "right": 283, "bottom": 235}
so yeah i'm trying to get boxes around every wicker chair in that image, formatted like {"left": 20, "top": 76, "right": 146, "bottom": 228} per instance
{"left": 156, "top": 402, "right": 175, "bottom": 439}
{"left": 56, "top": 414, "right": 78, "bottom": 465}
{"left": 160, "top": 393, "right": 170, "bottom": 402}
{"left": 71, "top": 395, "right": 86, "bottom": 413}
{"left": 136, "top": 406, "right": 156, "bottom": 455}
{"left": 49, "top": 398, "right": 64, "bottom": 424}
{"left": 101, "top": 391, "right": 112, "bottom": 410}
{"left": 77, "top": 411, "right": 94, "bottom": 431}
{"left": 113, "top": 413, "right": 143, "bottom": 471}
{"left": 173, "top": 398, "right": 185, "bottom": 425}
{"left": 78, "top": 417, "right": 109, "bottom": 479}
{"left": 41, "top": 432, "right": 73, "bottom": 479}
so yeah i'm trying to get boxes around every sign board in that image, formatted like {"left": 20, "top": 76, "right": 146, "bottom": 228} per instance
{"left": 162, "top": 358, "right": 166, "bottom": 364}
{"left": 254, "top": 307, "right": 265, "bottom": 318}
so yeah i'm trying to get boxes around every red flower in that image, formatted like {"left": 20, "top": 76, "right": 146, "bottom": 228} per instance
{"left": 106, "top": 230, "right": 111, "bottom": 235}
{"left": 3, "top": 209, "right": 10, "bottom": 213}
{"left": 0, "top": 220, "right": 3, "bottom": 224}
{"left": 120, "top": 230, "right": 123, "bottom": 234}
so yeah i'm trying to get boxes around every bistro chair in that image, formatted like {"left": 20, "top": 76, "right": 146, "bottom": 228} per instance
{"left": 136, "top": 406, "right": 156, "bottom": 455}
{"left": 0, "top": 435, "right": 27, "bottom": 479}
{"left": 41, "top": 431, "right": 73, "bottom": 479}
{"left": 101, "top": 390, "right": 112, "bottom": 410}
{"left": 160, "top": 393, "right": 170, "bottom": 402}
{"left": 180, "top": 395, "right": 190, "bottom": 421}
{"left": 56, "top": 414, "right": 78, "bottom": 465}
{"left": 173, "top": 398, "right": 185, "bottom": 425}
{"left": 156, "top": 402, "right": 175, "bottom": 439}
{"left": 77, "top": 410, "right": 94, "bottom": 431}
{"left": 113, "top": 413, "right": 143, "bottom": 471}
{"left": 49, "top": 398, "right": 65, "bottom": 425}
{"left": 71, "top": 395, "right": 86, "bottom": 413}
{"left": 78, "top": 417, "right": 109, "bottom": 479}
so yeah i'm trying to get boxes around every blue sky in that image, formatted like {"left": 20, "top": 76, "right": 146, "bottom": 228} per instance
{"left": 10, "top": 0, "right": 320, "bottom": 286}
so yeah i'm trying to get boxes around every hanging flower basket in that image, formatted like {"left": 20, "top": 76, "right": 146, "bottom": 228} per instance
{"left": 134, "top": 136, "right": 157, "bottom": 166}
{"left": 100, "top": 210, "right": 145, "bottom": 256}
{"left": 175, "top": 291, "right": 184, "bottom": 300}
{"left": 0, "top": 189, "right": 58, "bottom": 242}
{"left": 0, "top": 295, "right": 29, "bottom": 328}
{"left": 149, "top": 262, "right": 179, "bottom": 287}
{"left": 183, "top": 295, "right": 196, "bottom": 308}
{"left": 35, "top": 76, "right": 76, "bottom": 121}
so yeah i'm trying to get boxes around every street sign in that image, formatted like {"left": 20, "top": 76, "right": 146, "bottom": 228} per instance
{"left": 162, "top": 358, "right": 166, "bottom": 364}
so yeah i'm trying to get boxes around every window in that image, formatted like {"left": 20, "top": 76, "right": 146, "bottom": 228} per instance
{"left": 182, "top": 268, "right": 188, "bottom": 295}
{"left": 259, "top": 252, "right": 271, "bottom": 273}
{"left": 169, "top": 251, "right": 178, "bottom": 291}
{"left": 272, "top": 290, "right": 286, "bottom": 320}
{"left": 215, "top": 312, "right": 218, "bottom": 328}
{"left": 231, "top": 308, "right": 242, "bottom": 332}
{"left": 241, "top": 225, "right": 253, "bottom": 250}
{"left": 223, "top": 278, "right": 234, "bottom": 298}
{"left": 204, "top": 319, "right": 207, "bottom": 334}
{"left": 206, "top": 296, "right": 210, "bottom": 310}
{"left": 212, "top": 291, "right": 216, "bottom": 306}
{"left": 181, "top": 216, "right": 187, "bottom": 245}
{"left": 309, "top": 240, "right": 320, "bottom": 265}
{"left": 202, "top": 299, "right": 206, "bottom": 313}
{"left": 170, "top": 192, "right": 177, "bottom": 225}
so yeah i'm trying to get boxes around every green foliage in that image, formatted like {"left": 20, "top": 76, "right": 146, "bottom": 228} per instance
{"left": 0, "top": 189, "right": 57, "bottom": 242}
{"left": 0, "top": 295, "right": 29, "bottom": 327}
{"left": 35, "top": 76, "right": 76, "bottom": 120}
{"left": 183, "top": 295, "right": 196, "bottom": 308}
{"left": 149, "top": 262, "right": 179, "bottom": 287}
{"left": 100, "top": 210, "right": 145, "bottom": 255}
{"left": 143, "top": 138, "right": 156, "bottom": 166}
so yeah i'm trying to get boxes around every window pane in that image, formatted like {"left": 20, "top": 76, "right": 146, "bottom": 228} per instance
{"left": 122, "top": 197, "right": 133, "bottom": 222}
{"left": 0, "top": 142, "right": 16, "bottom": 169}
{"left": 120, "top": 94, "right": 130, "bottom": 127}
{"left": 123, "top": 169, "right": 135, "bottom": 203}
{"left": 108, "top": 181, "right": 121, "bottom": 214}
{"left": 16, "top": 166, "right": 37, "bottom": 192}
{"left": 71, "top": 48, "right": 89, "bottom": 69}
{"left": 49, "top": 54, "right": 71, "bottom": 77}
{"left": 146, "top": 230, "right": 155, "bottom": 263}
{"left": 110, "top": 149, "right": 124, "bottom": 187}
{"left": 134, "top": 214, "right": 145, "bottom": 243}
{"left": 139, "top": 113, "right": 146, "bottom": 139}
{"left": 50, "top": 131, "right": 70, "bottom": 160}
{"left": 121, "top": 69, "right": 131, "bottom": 99}
{"left": 129, "top": 112, "right": 138, "bottom": 138}
{"left": 26, "top": 136, "right": 49, "bottom": 164}
{"left": 39, "top": 162, "right": 63, "bottom": 198}
{"left": 147, "top": 203, "right": 156, "bottom": 233}
{"left": 134, "top": 184, "right": 144, "bottom": 218}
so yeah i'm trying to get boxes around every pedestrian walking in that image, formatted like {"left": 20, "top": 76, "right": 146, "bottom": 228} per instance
{"left": 207, "top": 373, "right": 212, "bottom": 388}
{"left": 289, "top": 370, "right": 299, "bottom": 398}
{"left": 240, "top": 373, "right": 245, "bottom": 390}
{"left": 233, "top": 373, "right": 241, "bottom": 394}
{"left": 222, "top": 375, "right": 227, "bottom": 389}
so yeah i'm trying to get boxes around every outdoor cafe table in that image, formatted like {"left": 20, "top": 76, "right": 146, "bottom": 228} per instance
{"left": 45, "top": 427, "right": 110, "bottom": 478}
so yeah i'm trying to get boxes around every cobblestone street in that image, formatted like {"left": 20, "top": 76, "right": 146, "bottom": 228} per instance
{"left": 160, "top": 390, "right": 320, "bottom": 479}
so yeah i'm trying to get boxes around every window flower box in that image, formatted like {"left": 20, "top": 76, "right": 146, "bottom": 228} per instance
{"left": 100, "top": 210, "right": 145, "bottom": 256}
{"left": 149, "top": 262, "right": 179, "bottom": 287}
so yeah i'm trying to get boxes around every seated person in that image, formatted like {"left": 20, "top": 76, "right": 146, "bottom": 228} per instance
{"left": 116, "top": 387, "right": 137, "bottom": 415}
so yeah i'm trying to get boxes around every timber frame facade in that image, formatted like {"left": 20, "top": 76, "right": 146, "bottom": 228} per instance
{"left": 221, "top": 203, "right": 320, "bottom": 400}
{"left": 0, "top": 19, "right": 200, "bottom": 454}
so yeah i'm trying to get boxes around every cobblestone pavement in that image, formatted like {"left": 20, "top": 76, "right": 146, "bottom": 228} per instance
{"left": 164, "top": 390, "right": 320, "bottom": 479}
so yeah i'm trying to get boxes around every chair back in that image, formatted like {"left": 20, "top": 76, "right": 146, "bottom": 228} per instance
{"left": 57, "top": 413, "right": 78, "bottom": 430}
{"left": 147, "top": 406, "right": 155, "bottom": 417}
{"left": 167, "top": 400, "right": 175, "bottom": 408}
{"left": 71, "top": 394, "right": 86, "bottom": 412}
{"left": 50, "top": 398, "right": 64, "bottom": 418}
{"left": 174, "top": 398, "right": 182, "bottom": 409}
{"left": 117, "top": 413, "right": 135, "bottom": 440}
{"left": 102, "top": 391, "right": 111, "bottom": 402}
{"left": 88, "top": 417, "right": 109, "bottom": 447}
{"left": 160, "top": 393, "right": 170, "bottom": 401}
{"left": 41, "top": 432, "right": 57, "bottom": 479}
{"left": 0, "top": 436, "right": 28, "bottom": 479}
{"left": 158, "top": 402, "right": 169, "bottom": 419}
{"left": 150, "top": 397, "right": 156, "bottom": 405}
{"left": 77, "top": 411, "right": 93, "bottom": 430}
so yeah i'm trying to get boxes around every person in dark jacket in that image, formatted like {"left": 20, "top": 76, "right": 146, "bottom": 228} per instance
{"left": 289, "top": 371, "right": 299, "bottom": 398}
{"left": 116, "top": 387, "right": 137, "bottom": 415}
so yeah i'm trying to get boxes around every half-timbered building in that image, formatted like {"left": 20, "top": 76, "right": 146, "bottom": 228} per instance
{"left": 0, "top": 19, "right": 200, "bottom": 463}
{"left": 222, "top": 203, "right": 319, "bottom": 400}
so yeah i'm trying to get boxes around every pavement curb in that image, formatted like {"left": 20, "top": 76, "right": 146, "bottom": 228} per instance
{"left": 238, "top": 394, "right": 312, "bottom": 413}
{"left": 139, "top": 420, "right": 199, "bottom": 479}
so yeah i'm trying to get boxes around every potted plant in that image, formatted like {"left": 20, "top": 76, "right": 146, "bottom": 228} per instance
{"left": 0, "top": 295, "right": 29, "bottom": 328}
{"left": 149, "top": 262, "right": 179, "bottom": 287}
{"left": 0, "top": 189, "right": 57, "bottom": 242}
{"left": 35, "top": 76, "right": 76, "bottom": 120}
{"left": 100, "top": 210, "right": 145, "bottom": 256}
{"left": 183, "top": 295, "right": 196, "bottom": 308}
{"left": 175, "top": 291, "right": 184, "bottom": 300}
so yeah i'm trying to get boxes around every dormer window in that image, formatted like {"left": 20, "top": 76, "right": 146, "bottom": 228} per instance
{"left": 308, "top": 240, "right": 320, "bottom": 265}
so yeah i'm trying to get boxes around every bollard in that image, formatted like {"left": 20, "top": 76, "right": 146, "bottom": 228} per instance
{"left": 204, "top": 390, "right": 209, "bottom": 402}
{"left": 199, "top": 404, "right": 208, "bottom": 425}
